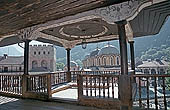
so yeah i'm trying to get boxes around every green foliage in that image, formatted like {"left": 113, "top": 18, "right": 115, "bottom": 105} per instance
{"left": 165, "top": 65, "right": 170, "bottom": 90}
{"left": 141, "top": 45, "right": 170, "bottom": 61}
{"left": 56, "top": 62, "right": 64, "bottom": 70}
{"left": 135, "top": 17, "right": 170, "bottom": 60}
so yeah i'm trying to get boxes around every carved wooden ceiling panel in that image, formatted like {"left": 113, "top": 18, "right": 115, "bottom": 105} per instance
{"left": 41, "top": 18, "right": 118, "bottom": 41}
{"left": 0, "top": 0, "right": 127, "bottom": 37}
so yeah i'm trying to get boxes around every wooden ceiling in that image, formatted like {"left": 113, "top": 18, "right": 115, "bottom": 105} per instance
{"left": 0, "top": 0, "right": 169, "bottom": 48}
{"left": 0, "top": 0, "right": 129, "bottom": 37}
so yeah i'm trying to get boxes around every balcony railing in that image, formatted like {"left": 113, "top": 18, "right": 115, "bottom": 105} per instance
{"left": 0, "top": 71, "right": 170, "bottom": 109}
{"left": 133, "top": 74, "right": 170, "bottom": 110}
{"left": 78, "top": 74, "right": 119, "bottom": 99}
{"left": 0, "top": 74, "right": 22, "bottom": 95}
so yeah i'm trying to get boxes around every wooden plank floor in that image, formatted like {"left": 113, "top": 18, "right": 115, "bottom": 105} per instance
{"left": 0, "top": 96, "right": 105, "bottom": 110}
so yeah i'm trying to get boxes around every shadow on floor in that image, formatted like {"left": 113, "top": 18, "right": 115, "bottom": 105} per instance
{"left": 0, "top": 96, "right": 105, "bottom": 110}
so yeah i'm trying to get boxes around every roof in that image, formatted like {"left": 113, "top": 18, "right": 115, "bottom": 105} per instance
{"left": 137, "top": 60, "right": 169, "bottom": 68}
{"left": 84, "top": 54, "right": 90, "bottom": 59}
{"left": 90, "top": 49, "right": 100, "bottom": 57}
{"left": 0, "top": 0, "right": 169, "bottom": 48}
{"left": 0, "top": 56, "right": 24, "bottom": 65}
{"left": 29, "top": 67, "right": 49, "bottom": 72}
{"left": 70, "top": 61, "right": 78, "bottom": 67}
{"left": 98, "top": 45, "right": 119, "bottom": 55}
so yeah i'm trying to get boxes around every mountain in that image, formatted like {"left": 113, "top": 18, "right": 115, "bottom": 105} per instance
{"left": 0, "top": 46, "right": 22, "bottom": 56}
{"left": 134, "top": 17, "right": 170, "bottom": 60}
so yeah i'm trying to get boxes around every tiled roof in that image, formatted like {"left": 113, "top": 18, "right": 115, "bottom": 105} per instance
{"left": 0, "top": 56, "right": 24, "bottom": 65}
{"left": 137, "top": 60, "right": 169, "bottom": 68}
{"left": 98, "top": 45, "right": 119, "bottom": 55}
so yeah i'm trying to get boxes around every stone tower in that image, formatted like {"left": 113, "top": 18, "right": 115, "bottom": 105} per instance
{"left": 29, "top": 44, "right": 56, "bottom": 72}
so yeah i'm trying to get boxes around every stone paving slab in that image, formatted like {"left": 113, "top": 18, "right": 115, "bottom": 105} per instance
{"left": 0, "top": 96, "right": 106, "bottom": 110}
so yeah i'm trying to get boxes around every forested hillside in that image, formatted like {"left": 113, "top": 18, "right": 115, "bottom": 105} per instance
{"left": 135, "top": 17, "right": 170, "bottom": 61}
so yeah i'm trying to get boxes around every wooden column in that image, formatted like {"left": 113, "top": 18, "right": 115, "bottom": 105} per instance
{"left": 47, "top": 74, "right": 52, "bottom": 98}
{"left": 22, "top": 40, "right": 30, "bottom": 96}
{"left": 129, "top": 41, "right": 135, "bottom": 74}
{"left": 24, "top": 40, "right": 30, "bottom": 75}
{"left": 116, "top": 20, "right": 132, "bottom": 110}
{"left": 117, "top": 20, "right": 128, "bottom": 75}
{"left": 77, "top": 74, "right": 83, "bottom": 100}
{"left": 66, "top": 48, "right": 71, "bottom": 82}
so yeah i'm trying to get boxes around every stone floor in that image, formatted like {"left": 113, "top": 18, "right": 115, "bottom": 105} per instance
{"left": 0, "top": 96, "right": 106, "bottom": 110}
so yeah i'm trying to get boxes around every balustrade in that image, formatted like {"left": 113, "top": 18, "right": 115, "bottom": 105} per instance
{"left": 0, "top": 75, "right": 22, "bottom": 95}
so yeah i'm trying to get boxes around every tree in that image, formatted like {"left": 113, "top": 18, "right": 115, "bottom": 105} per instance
{"left": 146, "top": 48, "right": 157, "bottom": 55}
{"left": 165, "top": 65, "right": 170, "bottom": 90}
{"left": 56, "top": 62, "right": 64, "bottom": 70}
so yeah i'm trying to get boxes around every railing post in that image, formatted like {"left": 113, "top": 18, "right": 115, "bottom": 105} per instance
{"left": 119, "top": 75, "right": 132, "bottom": 110}
{"left": 77, "top": 74, "right": 83, "bottom": 100}
{"left": 47, "top": 74, "right": 52, "bottom": 98}
{"left": 22, "top": 74, "right": 27, "bottom": 97}
{"left": 66, "top": 71, "right": 71, "bottom": 82}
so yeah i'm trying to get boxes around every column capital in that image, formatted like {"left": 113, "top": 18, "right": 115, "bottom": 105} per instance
{"left": 115, "top": 20, "right": 127, "bottom": 25}
{"left": 128, "top": 40, "right": 134, "bottom": 43}
{"left": 17, "top": 26, "right": 38, "bottom": 41}
{"left": 66, "top": 48, "right": 71, "bottom": 51}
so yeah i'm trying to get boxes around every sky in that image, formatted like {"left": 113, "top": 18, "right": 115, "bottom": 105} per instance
{"left": 2, "top": 40, "right": 49, "bottom": 56}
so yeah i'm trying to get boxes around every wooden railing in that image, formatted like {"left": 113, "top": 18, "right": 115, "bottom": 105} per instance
{"left": 27, "top": 74, "right": 48, "bottom": 93}
{"left": 71, "top": 70, "right": 120, "bottom": 83}
{"left": 51, "top": 72, "right": 67, "bottom": 86}
{"left": 78, "top": 74, "right": 119, "bottom": 99}
{"left": 0, "top": 74, "right": 22, "bottom": 95}
{"left": 133, "top": 74, "right": 170, "bottom": 110}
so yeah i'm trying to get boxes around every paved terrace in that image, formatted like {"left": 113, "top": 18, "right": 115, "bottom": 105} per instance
{"left": 0, "top": 96, "right": 105, "bottom": 110}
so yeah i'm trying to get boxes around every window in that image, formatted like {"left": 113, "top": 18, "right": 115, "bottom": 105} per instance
{"left": 43, "top": 51, "right": 46, "bottom": 54}
{"left": 19, "top": 67, "right": 22, "bottom": 71}
{"left": 48, "top": 52, "right": 50, "bottom": 54}
{"left": 117, "top": 57, "right": 119, "bottom": 65}
{"left": 34, "top": 51, "right": 36, "bottom": 55}
{"left": 38, "top": 52, "right": 40, "bottom": 55}
{"left": 4, "top": 67, "right": 8, "bottom": 72}
{"left": 103, "top": 57, "right": 106, "bottom": 66}
{"left": 41, "top": 60, "right": 48, "bottom": 69}
{"left": 32, "top": 60, "right": 38, "bottom": 69}
{"left": 98, "top": 58, "right": 101, "bottom": 65}
{"left": 110, "top": 57, "right": 114, "bottom": 65}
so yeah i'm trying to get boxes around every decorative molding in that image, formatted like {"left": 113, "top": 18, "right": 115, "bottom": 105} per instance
{"left": 94, "top": 0, "right": 148, "bottom": 23}
{"left": 17, "top": 26, "right": 38, "bottom": 41}
{"left": 62, "top": 41, "right": 78, "bottom": 49}
{"left": 36, "top": 31, "right": 78, "bottom": 49}
{"left": 0, "top": 34, "right": 17, "bottom": 42}
{"left": 59, "top": 25, "right": 108, "bottom": 39}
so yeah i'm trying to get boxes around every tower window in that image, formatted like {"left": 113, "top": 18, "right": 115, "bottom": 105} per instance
{"left": 39, "top": 52, "right": 40, "bottom": 55}
{"left": 48, "top": 52, "right": 50, "bottom": 54}
{"left": 43, "top": 51, "right": 45, "bottom": 54}
{"left": 34, "top": 51, "right": 36, "bottom": 55}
